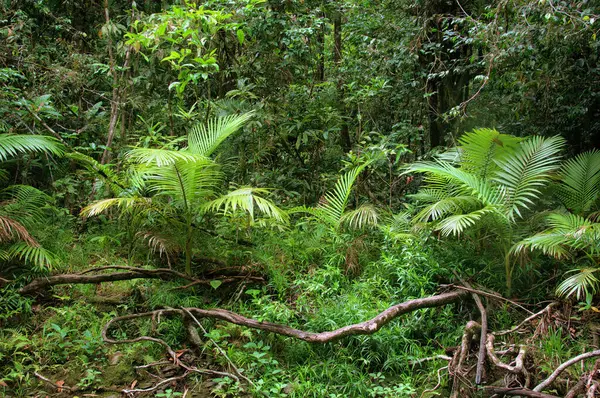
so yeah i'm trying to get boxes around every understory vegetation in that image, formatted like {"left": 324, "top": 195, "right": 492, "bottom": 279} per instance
{"left": 1, "top": 0, "right": 600, "bottom": 397}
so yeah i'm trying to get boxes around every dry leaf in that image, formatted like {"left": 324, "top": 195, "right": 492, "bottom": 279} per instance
{"left": 56, "top": 380, "right": 65, "bottom": 393}
{"left": 0, "top": 380, "right": 7, "bottom": 387}
{"left": 130, "top": 380, "right": 137, "bottom": 389}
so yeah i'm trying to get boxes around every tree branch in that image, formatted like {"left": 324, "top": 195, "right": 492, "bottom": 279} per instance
{"left": 101, "top": 290, "right": 468, "bottom": 344}
{"left": 533, "top": 349, "right": 600, "bottom": 392}
{"left": 19, "top": 266, "right": 260, "bottom": 294}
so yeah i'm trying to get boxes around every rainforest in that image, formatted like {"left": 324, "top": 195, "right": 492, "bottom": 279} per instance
{"left": 1, "top": 0, "right": 600, "bottom": 397}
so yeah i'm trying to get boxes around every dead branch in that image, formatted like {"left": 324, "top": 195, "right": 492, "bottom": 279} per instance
{"left": 19, "top": 266, "right": 261, "bottom": 294}
{"left": 444, "top": 284, "right": 534, "bottom": 315}
{"left": 409, "top": 354, "right": 452, "bottom": 366}
{"left": 457, "top": 276, "right": 488, "bottom": 385}
{"left": 483, "top": 387, "right": 560, "bottom": 398}
{"left": 34, "top": 372, "right": 72, "bottom": 392}
{"left": 123, "top": 373, "right": 189, "bottom": 395}
{"left": 494, "top": 302, "right": 558, "bottom": 336}
{"left": 102, "top": 290, "right": 468, "bottom": 345}
{"left": 534, "top": 349, "right": 600, "bottom": 392}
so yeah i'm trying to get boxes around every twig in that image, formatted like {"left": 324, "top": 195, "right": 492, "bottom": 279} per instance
{"left": 123, "top": 373, "right": 188, "bottom": 395}
{"left": 494, "top": 302, "right": 557, "bottom": 336}
{"left": 420, "top": 365, "right": 448, "bottom": 398}
{"left": 181, "top": 307, "right": 254, "bottom": 387}
{"left": 34, "top": 372, "right": 72, "bottom": 392}
{"left": 409, "top": 354, "right": 452, "bottom": 366}
{"left": 534, "top": 349, "right": 600, "bottom": 392}
{"left": 443, "top": 284, "right": 534, "bottom": 315}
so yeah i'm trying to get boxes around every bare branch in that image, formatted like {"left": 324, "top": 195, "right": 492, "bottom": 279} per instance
{"left": 534, "top": 349, "right": 600, "bottom": 392}
{"left": 102, "top": 290, "right": 468, "bottom": 345}
{"left": 494, "top": 302, "right": 557, "bottom": 336}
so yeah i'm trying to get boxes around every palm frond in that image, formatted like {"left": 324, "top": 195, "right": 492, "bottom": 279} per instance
{"left": 188, "top": 111, "right": 254, "bottom": 157}
{"left": 513, "top": 212, "right": 600, "bottom": 257}
{"left": 457, "top": 128, "right": 521, "bottom": 178}
{"left": 409, "top": 161, "right": 503, "bottom": 206}
{"left": 319, "top": 162, "right": 372, "bottom": 228}
{"left": 1, "top": 185, "right": 52, "bottom": 225}
{"left": 67, "top": 151, "right": 127, "bottom": 194}
{"left": 137, "top": 231, "right": 179, "bottom": 266}
{"left": 81, "top": 197, "right": 152, "bottom": 218}
{"left": 493, "top": 135, "right": 565, "bottom": 220}
{"left": 127, "top": 148, "right": 203, "bottom": 167}
{"left": 556, "top": 268, "right": 599, "bottom": 299}
{"left": 413, "top": 196, "right": 482, "bottom": 223}
{"left": 340, "top": 203, "right": 379, "bottom": 230}
{"left": 556, "top": 149, "right": 600, "bottom": 214}
{"left": 512, "top": 232, "right": 572, "bottom": 259}
{"left": 204, "top": 187, "right": 288, "bottom": 223}
{"left": 435, "top": 207, "right": 494, "bottom": 237}
{"left": 144, "top": 160, "right": 221, "bottom": 208}
{"left": 8, "top": 242, "right": 56, "bottom": 269}
{"left": 0, "top": 215, "right": 38, "bottom": 245}
{"left": 0, "top": 134, "right": 64, "bottom": 162}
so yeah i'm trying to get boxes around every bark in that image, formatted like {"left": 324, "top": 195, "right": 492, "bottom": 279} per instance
{"left": 102, "top": 290, "right": 468, "bottom": 344}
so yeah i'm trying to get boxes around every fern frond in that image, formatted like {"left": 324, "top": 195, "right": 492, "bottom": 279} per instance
{"left": 188, "top": 111, "right": 254, "bottom": 157}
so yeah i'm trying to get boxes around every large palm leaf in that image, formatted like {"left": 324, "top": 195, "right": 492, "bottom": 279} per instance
{"left": 556, "top": 150, "right": 600, "bottom": 215}
{"left": 0, "top": 134, "right": 64, "bottom": 162}
{"left": 291, "top": 161, "right": 373, "bottom": 231}
{"left": 187, "top": 111, "right": 254, "bottom": 157}
{"left": 493, "top": 135, "right": 565, "bottom": 220}
{"left": 204, "top": 187, "right": 288, "bottom": 224}
{"left": 458, "top": 128, "right": 521, "bottom": 178}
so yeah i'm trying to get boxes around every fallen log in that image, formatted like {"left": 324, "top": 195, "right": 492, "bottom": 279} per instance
{"left": 19, "top": 266, "right": 262, "bottom": 294}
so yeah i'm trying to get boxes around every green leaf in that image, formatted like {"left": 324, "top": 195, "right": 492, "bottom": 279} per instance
{"left": 210, "top": 280, "right": 222, "bottom": 290}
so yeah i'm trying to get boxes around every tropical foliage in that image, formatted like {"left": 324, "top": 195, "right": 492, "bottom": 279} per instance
{"left": 1, "top": 0, "right": 600, "bottom": 397}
